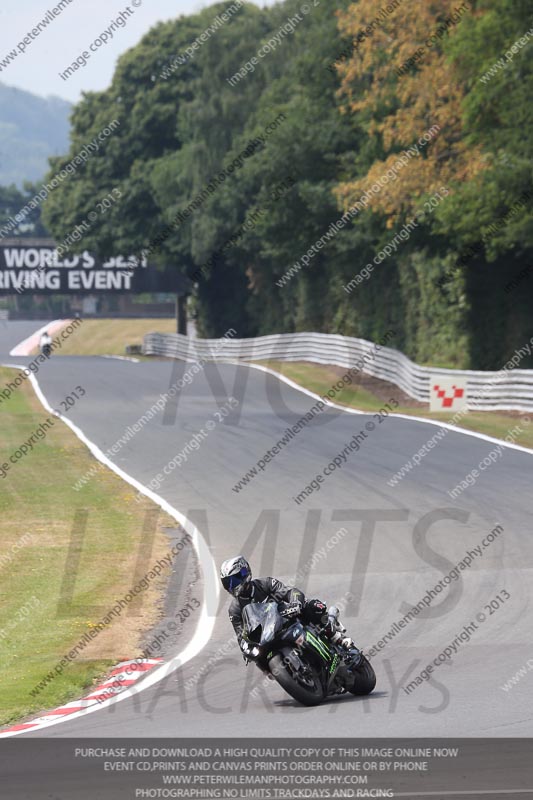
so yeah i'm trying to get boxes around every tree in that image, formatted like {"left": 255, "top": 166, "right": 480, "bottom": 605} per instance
{"left": 334, "top": 0, "right": 486, "bottom": 223}
{"left": 0, "top": 182, "right": 48, "bottom": 238}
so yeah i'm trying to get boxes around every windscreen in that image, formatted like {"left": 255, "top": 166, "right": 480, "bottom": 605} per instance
{"left": 242, "top": 602, "right": 279, "bottom": 644}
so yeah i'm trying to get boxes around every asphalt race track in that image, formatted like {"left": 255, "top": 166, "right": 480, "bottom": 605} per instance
{"left": 2, "top": 321, "right": 533, "bottom": 738}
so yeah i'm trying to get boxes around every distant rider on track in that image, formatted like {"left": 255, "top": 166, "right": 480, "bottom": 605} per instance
{"left": 39, "top": 330, "right": 52, "bottom": 357}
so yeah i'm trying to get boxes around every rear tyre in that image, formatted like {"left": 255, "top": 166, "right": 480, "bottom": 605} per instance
{"left": 349, "top": 654, "right": 376, "bottom": 695}
{"left": 269, "top": 653, "right": 325, "bottom": 706}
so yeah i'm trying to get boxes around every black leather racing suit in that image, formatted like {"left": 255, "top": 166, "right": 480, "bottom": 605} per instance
{"left": 228, "top": 577, "right": 328, "bottom": 644}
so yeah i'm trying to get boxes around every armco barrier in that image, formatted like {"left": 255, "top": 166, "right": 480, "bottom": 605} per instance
{"left": 142, "top": 331, "right": 533, "bottom": 412}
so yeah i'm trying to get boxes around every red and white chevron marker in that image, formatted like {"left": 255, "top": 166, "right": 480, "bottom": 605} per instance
{"left": 429, "top": 375, "right": 468, "bottom": 412}
{"left": 0, "top": 658, "right": 162, "bottom": 736}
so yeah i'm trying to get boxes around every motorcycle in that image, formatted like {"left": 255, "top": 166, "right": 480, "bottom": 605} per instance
{"left": 240, "top": 601, "right": 376, "bottom": 706}
{"left": 41, "top": 343, "right": 52, "bottom": 357}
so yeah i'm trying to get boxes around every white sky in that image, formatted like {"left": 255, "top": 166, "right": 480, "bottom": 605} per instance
{"left": 0, "top": 0, "right": 277, "bottom": 103}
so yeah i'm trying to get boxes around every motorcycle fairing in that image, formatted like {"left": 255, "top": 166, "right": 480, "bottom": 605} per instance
{"left": 242, "top": 601, "right": 283, "bottom": 645}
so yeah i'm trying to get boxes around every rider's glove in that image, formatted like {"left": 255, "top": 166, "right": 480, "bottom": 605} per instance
{"left": 280, "top": 601, "right": 302, "bottom": 619}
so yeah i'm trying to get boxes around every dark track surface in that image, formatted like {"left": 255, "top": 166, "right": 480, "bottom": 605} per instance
{"left": 0, "top": 319, "right": 50, "bottom": 354}
{"left": 1, "top": 322, "right": 533, "bottom": 737}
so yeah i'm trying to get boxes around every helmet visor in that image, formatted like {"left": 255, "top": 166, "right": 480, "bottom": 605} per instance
{"left": 222, "top": 567, "right": 249, "bottom": 593}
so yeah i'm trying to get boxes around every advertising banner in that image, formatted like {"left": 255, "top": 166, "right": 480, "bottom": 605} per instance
{"left": 0, "top": 243, "right": 190, "bottom": 294}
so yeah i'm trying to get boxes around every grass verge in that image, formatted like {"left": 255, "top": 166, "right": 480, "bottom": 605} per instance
{"left": 37, "top": 318, "right": 177, "bottom": 357}
{"left": 259, "top": 360, "right": 533, "bottom": 450}
{"left": 0, "top": 367, "right": 176, "bottom": 727}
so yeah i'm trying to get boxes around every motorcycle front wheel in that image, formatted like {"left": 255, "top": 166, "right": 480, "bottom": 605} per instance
{"left": 348, "top": 654, "right": 376, "bottom": 695}
{"left": 269, "top": 653, "right": 325, "bottom": 706}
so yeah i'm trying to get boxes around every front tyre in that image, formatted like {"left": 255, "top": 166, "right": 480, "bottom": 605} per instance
{"left": 349, "top": 654, "right": 376, "bottom": 695}
{"left": 269, "top": 653, "right": 325, "bottom": 706}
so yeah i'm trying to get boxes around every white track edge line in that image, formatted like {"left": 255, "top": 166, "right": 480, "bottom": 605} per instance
{"left": 101, "top": 355, "right": 140, "bottom": 363}
{"left": 0, "top": 365, "right": 219, "bottom": 738}
{"left": 238, "top": 360, "right": 533, "bottom": 457}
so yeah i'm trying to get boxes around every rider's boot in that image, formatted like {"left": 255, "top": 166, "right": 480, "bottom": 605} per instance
{"left": 327, "top": 606, "right": 362, "bottom": 667}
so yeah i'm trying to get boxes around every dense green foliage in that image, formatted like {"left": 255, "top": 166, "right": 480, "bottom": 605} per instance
{"left": 0, "top": 183, "right": 48, "bottom": 238}
{"left": 40, "top": 0, "right": 533, "bottom": 368}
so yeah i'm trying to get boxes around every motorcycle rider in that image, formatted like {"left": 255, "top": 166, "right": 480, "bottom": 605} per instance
{"left": 39, "top": 330, "right": 52, "bottom": 355}
{"left": 220, "top": 556, "right": 360, "bottom": 667}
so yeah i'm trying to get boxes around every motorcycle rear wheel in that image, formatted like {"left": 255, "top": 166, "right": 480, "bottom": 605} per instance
{"left": 269, "top": 654, "right": 325, "bottom": 706}
{"left": 348, "top": 654, "right": 376, "bottom": 695}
